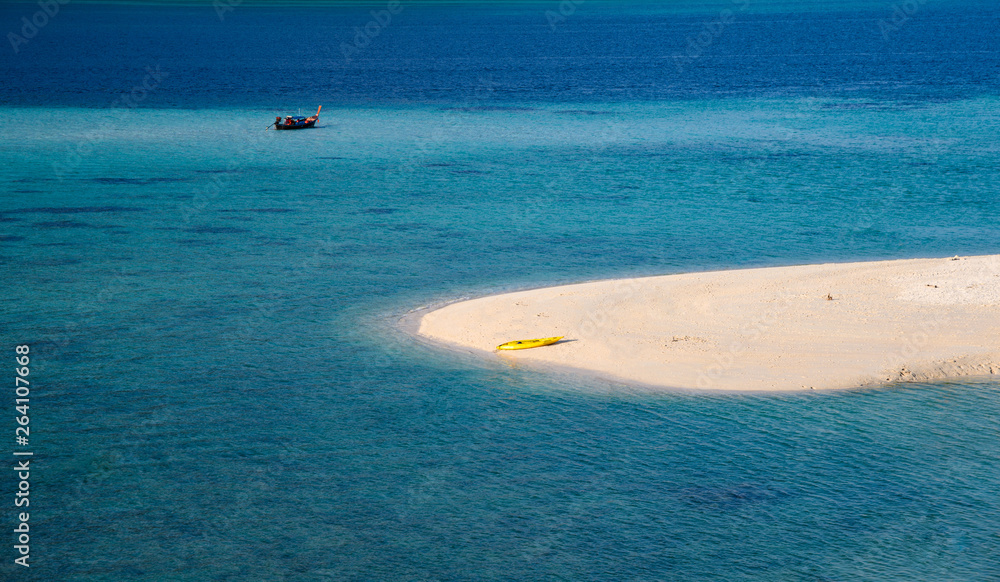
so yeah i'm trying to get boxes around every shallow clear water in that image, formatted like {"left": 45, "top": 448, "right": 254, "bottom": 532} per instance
{"left": 2, "top": 2, "right": 1000, "bottom": 580}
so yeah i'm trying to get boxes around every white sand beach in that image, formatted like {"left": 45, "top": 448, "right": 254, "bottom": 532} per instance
{"left": 417, "top": 256, "right": 1000, "bottom": 391}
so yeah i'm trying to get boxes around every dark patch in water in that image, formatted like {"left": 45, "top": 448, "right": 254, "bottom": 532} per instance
{"left": 9, "top": 206, "right": 146, "bottom": 215}
{"left": 254, "top": 237, "right": 292, "bottom": 246}
{"left": 0, "top": 215, "right": 20, "bottom": 222}
{"left": 450, "top": 169, "right": 487, "bottom": 175}
{"left": 361, "top": 208, "right": 398, "bottom": 215}
{"left": 33, "top": 220, "right": 95, "bottom": 229}
{"left": 724, "top": 151, "right": 811, "bottom": 163}
{"left": 555, "top": 109, "right": 614, "bottom": 115}
{"left": 441, "top": 105, "right": 537, "bottom": 112}
{"left": 34, "top": 257, "right": 83, "bottom": 266}
{"left": 185, "top": 225, "right": 251, "bottom": 234}
{"left": 177, "top": 239, "right": 220, "bottom": 246}
{"left": 218, "top": 208, "right": 297, "bottom": 214}
{"left": 819, "top": 101, "right": 922, "bottom": 112}
{"left": 316, "top": 156, "right": 345, "bottom": 160}
{"left": 0, "top": 235, "right": 25, "bottom": 242}
{"left": 820, "top": 102, "right": 883, "bottom": 110}
{"left": 577, "top": 193, "right": 630, "bottom": 203}
{"left": 389, "top": 223, "right": 425, "bottom": 232}
{"left": 88, "top": 177, "right": 188, "bottom": 185}
{"left": 422, "top": 162, "right": 456, "bottom": 168}
{"left": 194, "top": 169, "right": 241, "bottom": 174}
{"left": 12, "top": 189, "right": 42, "bottom": 194}
{"left": 679, "top": 483, "right": 788, "bottom": 510}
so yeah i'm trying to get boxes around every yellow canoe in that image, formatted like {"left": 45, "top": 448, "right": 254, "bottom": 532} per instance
{"left": 496, "top": 336, "right": 564, "bottom": 351}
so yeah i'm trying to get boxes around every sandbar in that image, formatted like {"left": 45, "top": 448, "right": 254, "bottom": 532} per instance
{"left": 416, "top": 256, "right": 1000, "bottom": 391}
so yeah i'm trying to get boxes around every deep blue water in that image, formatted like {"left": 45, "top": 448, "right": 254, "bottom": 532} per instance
{"left": 2, "top": 1, "right": 1000, "bottom": 107}
{"left": 2, "top": 2, "right": 1000, "bottom": 580}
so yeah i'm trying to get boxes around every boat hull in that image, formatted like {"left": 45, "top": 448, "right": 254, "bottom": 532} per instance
{"left": 274, "top": 120, "right": 316, "bottom": 130}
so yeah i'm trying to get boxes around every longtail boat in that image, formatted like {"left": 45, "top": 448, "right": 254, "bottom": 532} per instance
{"left": 273, "top": 106, "right": 321, "bottom": 130}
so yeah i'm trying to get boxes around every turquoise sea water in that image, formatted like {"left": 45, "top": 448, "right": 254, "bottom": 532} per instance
{"left": 3, "top": 98, "right": 999, "bottom": 580}
{"left": 3, "top": 1, "right": 1000, "bottom": 580}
